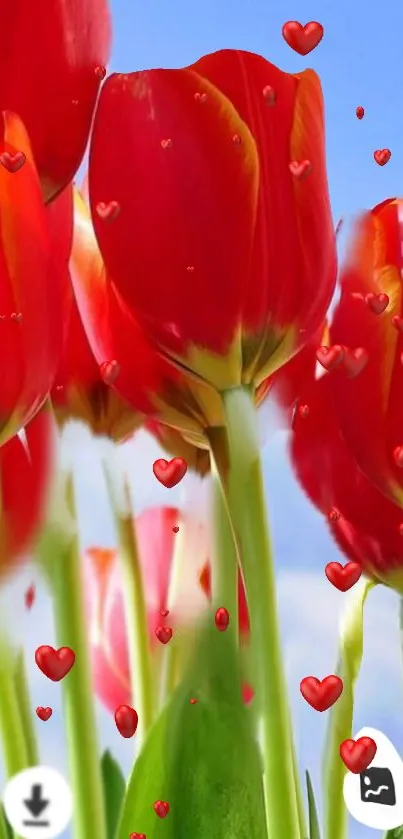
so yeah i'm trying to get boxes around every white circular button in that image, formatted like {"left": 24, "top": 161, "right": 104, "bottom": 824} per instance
{"left": 3, "top": 766, "right": 72, "bottom": 839}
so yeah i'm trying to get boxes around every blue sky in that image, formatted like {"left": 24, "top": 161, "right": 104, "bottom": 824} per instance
{"left": 3, "top": 1, "right": 403, "bottom": 838}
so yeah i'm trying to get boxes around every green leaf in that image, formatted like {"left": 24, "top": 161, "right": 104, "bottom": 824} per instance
{"left": 116, "top": 621, "right": 268, "bottom": 839}
{"left": 305, "top": 771, "right": 321, "bottom": 839}
{"left": 0, "top": 805, "right": 13, "bottom": 839}
{"left": 384, "top": 828, "right": 403, "bottom": 839}
{"left": 101, "top": 750, "right": 126, "bottom": 839}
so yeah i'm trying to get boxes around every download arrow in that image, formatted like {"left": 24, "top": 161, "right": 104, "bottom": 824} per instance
{"left": 24, "top": 784, "right": 49, "bottom": 818}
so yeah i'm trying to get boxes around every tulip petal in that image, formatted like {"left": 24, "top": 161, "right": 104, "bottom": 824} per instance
{"left": 0, "top": 0, "right": 111, "bottom": 200}
{"left": 191, "top": 51, "right": 336, "bottom": 380}
{"left": 330, "top": 199, "right": 403, "bottom": 505}
{"left": 0, "top": 112, "right": 65, "bottom": 442}
{"left": 88, "top": 67, "right": 259, "bottom": 384}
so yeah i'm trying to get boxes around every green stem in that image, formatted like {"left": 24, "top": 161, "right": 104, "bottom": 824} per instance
{"left": 14, "top": 651, "right": 39, "bottom": 766}
{"left": 47, "top": 474, "right": 107, "bottom": 839}
{"left": 208, "top": 386, "right": 300, "bottom": 838}
{"left": 210, "top": 467, "right": 239, "bottom": 646}
{"left": 322, "top": 578, "right": 375, "bottom": 839}
{"left": 0, "top": 648, "right": 29, "bottom": 777}
{"left": 102, "top": 460, "right": 154, "bottom": 748}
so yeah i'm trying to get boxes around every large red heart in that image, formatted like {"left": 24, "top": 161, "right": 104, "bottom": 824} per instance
{"left": 282, "top": 21, "right": 324, "bottom": 55}
{"left": 154, "top": 801, "right": 170, "bottom": 818}
{"left": 340, "top": 737, "right": 377, "bottom": 773}
{"left": 316, "top": 344, "right": 344, "bottom": 372}
{"left": 155, "top": 626, "right": 173, "bottom": 645}
{"left": 0, "top": 150, "right": 26, "bottom": 173}
{"left": 325, "top": 561, "right": 362, "bottom": 592}
{"left": 342, "top": 347, "right": 368, "bottom": 378}
{"left": 152, "top": 457, "right": 187, "bottom": 488}
{"left": 35, "top": 646, "right": 75, "bottom": 681}
{"left": 115, "top": 705, "right": 138, "bottom": 738}
{"left": 374, "top": 149, "right": 391, "bottom": 166}
{"left": 300, "top": 675, "right": 343, "bottom": 712}
{"left": 36, "top": 706, "right": 53, "bottom": 721}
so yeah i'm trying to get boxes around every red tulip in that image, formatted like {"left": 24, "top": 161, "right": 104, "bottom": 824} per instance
{"left": 328, "top": 198, "right": 403, "bottom": 507}
{"left": 81, "top": 50, "right": 335, "bottom": 428}
{"left": 0, "top": 0, "right": 111, "bottom": 201}
{"left": 0, "top": 112, "right": 67, "bottom": 445}
{"left": 84, "top": 506, "right": 250, "bottom": 711}
{"left": 287, "top": 340, "right": 403, "bottom": 590}
{"left": 0, "top": 407, "right": 54, "bottom": 574}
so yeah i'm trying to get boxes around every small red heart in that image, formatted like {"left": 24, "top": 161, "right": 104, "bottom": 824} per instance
{"left": 154, "top": 801, "right": 169, "bottom": 818}
{"left": 100, "top": 359, "right": 120, "bottom": 386}
{"left": 172, "top": 526, "right": 179, "bottom": 533}
{"left": 342, "top": 347, "right": 368, "bottom": 378}
{"left": 393, "top": 446, "right": 403, "bottom": 468}
{"left": 159, "top": 608, "right": 169, "bottom": 617}
{"left": 374, "top": 149, "right": 391, "bottom": 166}
{"left": 35, "top": 646, "right": 75, "bottom": 681}
{"left": 289, "top": 159, "right": 312, "bottom": 179}
{"left": 392, "top": 315, "right": 403, "bottom": 332}
{"left": 316, "top": 345, "right": 344, "bottom": 372}
{"left": 262, "top": 85, "right": 276, "bottom": 105}
{"left": 399, "top": 523, "right": 403, "bottom": 536}
{"left": 365, "top": 292, "right": 389, "bottom": 314}
{"left": 300, "top": 675, "right": 343, "bottom": 712}
{"left": 152, "top": 457, "right": 187, "bottom": 488}
{"left": 340, "top": 737, "right": 377, "bottom": 773}
{"left": 96, "top": 200, "right": 120, "bottom": 221}
{"left": 282, "top": 20, "right": 324, "bottom": 55}
{"left": 328, "top": 507, "right": 341, "bottom": 522}
{"left": 0, "top": 150, "right": 26, "bottom": 173}
{"left": 36, "top": 706, "right": 52, "bottom": 721}
{"left": 215, "top": 607, "right": 230, "bottom": 632}
{"left": 298, "top": 404, "right": 309, "bottom": 419}
{"left": 11, "top": 312, "right": 22, "bottom": 322}
{"left": 194, "top": 92, "right": 207, "bottom": 103}
{"left": 155, "top": 626, "right": 173, "bottom": 645}
{"left": 95, "top": 65, "right": 106, "bottom": 79}
{"left": 114, "top": 705, "right": 138, "bottom": 738}
{"left": 130, "top": 834, "right": 146, "bottom": 839}
{"left": 161, "top": 138, "right": 173, "bottom": 149}
{"left": 325, "top": 561, "right": 362, "bottom": 592}
{"left": 189, "top": 698, "right": 198, "bottom": 704}
{"left": 25, "top": 584, "right": 36, "bottom": 610}
{"left": 356, "top": 106, "right": 364, "bottom": 120}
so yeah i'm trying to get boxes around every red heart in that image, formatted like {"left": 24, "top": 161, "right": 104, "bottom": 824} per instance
{"left": 342, "top": 347, "right": 368, "bottom": 378}
{"left": 298, "top": 404, "right": 309, "bottom": 419}
{"left": 36, "top": 706, "right": 52, "bottom": 721}
{"left": 35, "top": 646, "right": 75, "bottom": 681}
{"left": 161, "top": 138, "right": 173, "bottom": 149}
{"left": 25, "top": 584, "right": 36, "bottom": 610}
{"left": 96, "top": 200, "right": 120, "bottom": 222}
{"left": 11, "top": 312, "right": 22, "bottom": 322}
{"left": 393, "top": 446, "right": 403, "bottom": 468}
{"left": 194, "top": 92, "right": 207, "bottom": 103}
{"left": 189, "top": 698, "right": 198, "bottom": 704}
{"left": 172, "top": 526, "right": 179, "bottom": 533}
{"left": 374, "top": 149, "right": 391, "bottom": 166}
{"left": 392, "top": 315, "right": 403, "bottom": 332}
{"left": 289, "top": 159, "right": 312, "bottom": 179}
{"left": 316, "top": 345, "right": 344, "bottom": 372}
{"left": 215, "top": 607, "right": 230, "bottom": 632}
{"left": 0, "top": 150, "right": 26, "bottom": 173}
{"left": 155, "top": 626, "right": 173, "bottom": 644}
{"left": 152, "top": 457, "right": 187, "bottom": 488}
{"left": 130, "top": 834, "right": 146, "bottom": 839}
{"left": 328, "top": 507, "right": 341, "bottom": 522}
{"left": 262, "top": 85, "right": 276, "bottom": 106}
{"left": 325, "top": 561, "right": 362, "bottom": 592}
{"left": 100, "top": 359, "right": 120, "bottom": 386}
{"left": 115, "top": 704, "right": 138, "bottom": 738}
{"left": 300, "top": 675, "right": 343, "bottom": 711}
{"left": 282, "top": 20, "right": 324, "bottom": 55}
{"left": 365, "top": 292, "right": 389, "bottom": 314}
{"left": 340, "top": 737, "right": 377, "bottom": 773}
{"left": 154, "top": 801, "right": 169, "bottom": 818}
{"left": 356, "top": 106, "right": 364, "bottom": 120}
{"left": 159, "top": 608, "right": 169, "bottom": 617}
{"left": 95, "top": 65, "right": 106, "bottom": 79}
